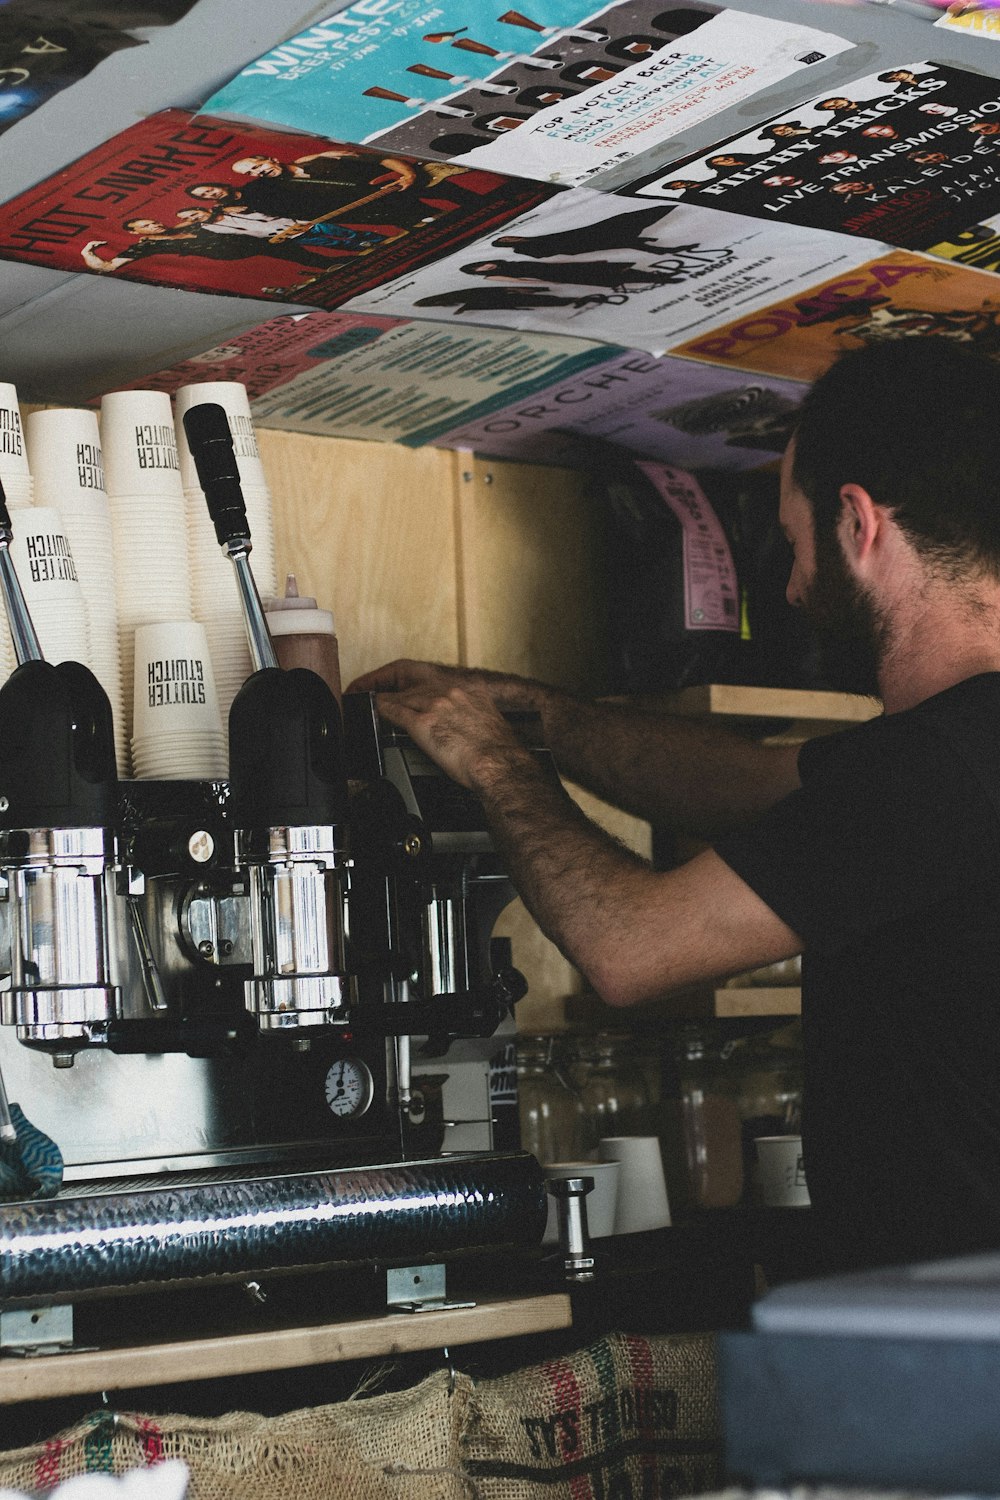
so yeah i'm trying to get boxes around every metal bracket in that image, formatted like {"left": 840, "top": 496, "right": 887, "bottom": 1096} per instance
{"left": 0, "top": 1304, "right": 77, "bottom": 1357}
{"left": 386, "top": 1264, "right": 475, "bottom": 1313}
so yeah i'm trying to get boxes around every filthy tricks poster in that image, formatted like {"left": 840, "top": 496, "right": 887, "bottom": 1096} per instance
{"left": 626, "top": 61, "right": 1000, "bottom": 251}
{"left": 0, "top": 108, "right": 553, "bottom": 306}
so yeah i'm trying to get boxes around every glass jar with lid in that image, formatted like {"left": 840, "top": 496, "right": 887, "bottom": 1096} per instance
{"left": 515, "top": 1033, "right": 584, "bottom": 1164}
{"left": 656, "top": 1022, "right": 744, "bottom": 1213}
{"left": 572, "top": 1031, "right": 651, "bottom": 1154}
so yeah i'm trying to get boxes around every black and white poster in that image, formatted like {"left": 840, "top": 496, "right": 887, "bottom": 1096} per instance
{"left": 626, "top": 61, "right": 1000, "bottom": 251}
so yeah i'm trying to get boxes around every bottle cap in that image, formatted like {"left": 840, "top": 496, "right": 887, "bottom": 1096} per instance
{"left": 264, "top": 573, "right": 336, "bottom": 636}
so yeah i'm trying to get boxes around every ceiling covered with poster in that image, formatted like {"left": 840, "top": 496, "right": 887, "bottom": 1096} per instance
{"left": 3, "top": 0, "right": 1000, "bottom": 468}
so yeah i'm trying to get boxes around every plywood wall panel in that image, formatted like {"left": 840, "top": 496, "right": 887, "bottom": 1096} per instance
{"left": 258, "top": 430, "right": 461, "bottom": 686}
{"left": 455, "top": 454, "right": 610, "bottom": 694}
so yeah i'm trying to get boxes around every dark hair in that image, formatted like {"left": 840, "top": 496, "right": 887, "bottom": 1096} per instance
{"left": 793, "top": 337, "right": 1000, "bottom": 577}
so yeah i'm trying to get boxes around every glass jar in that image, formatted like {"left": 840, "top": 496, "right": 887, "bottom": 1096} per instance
{"left": 572, "top": 1031, "right": 651, "bottom": 1154}
{"left": 515, "top": 1034, "right": 584, "bottom": 1165}
{"left": 731, "top": 1020, "right": 804, "bottom": 1202}
{"left": 656, "top": 1023, "right": 744, "bottom": 1213}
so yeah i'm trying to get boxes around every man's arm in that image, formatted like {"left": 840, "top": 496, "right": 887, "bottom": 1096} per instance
{"left": 347, "top": 659, "right": 802, "bottom": 839}
{"left": 81, "top": 240, "right": 130, "bottom": 272}
{"left": 367, "top": 678, "right": 802, "bottom": 1006}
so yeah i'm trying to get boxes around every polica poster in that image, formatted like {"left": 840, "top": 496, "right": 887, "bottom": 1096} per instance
{"left": 672, "top": 250, "right": 1000, "bottom": 381}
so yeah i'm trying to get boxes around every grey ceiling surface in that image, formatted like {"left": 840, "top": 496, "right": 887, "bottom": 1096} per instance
{"left": 3, "top": 0, "right": 1000, "bottom": 402}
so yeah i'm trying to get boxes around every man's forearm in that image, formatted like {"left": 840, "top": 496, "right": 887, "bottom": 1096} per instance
{"left": 535, "top": 689, "right": 802, "bottom": 839}
{"left": 473, "top": 744, "right": 650, "bottom": 987}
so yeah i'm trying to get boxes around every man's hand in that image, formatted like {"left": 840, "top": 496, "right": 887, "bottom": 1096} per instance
{"left": 347, "top": 658, "right": 550, "bottom": 716}
{"left": 367, "top": 675, "right": 528, "bottom": 791}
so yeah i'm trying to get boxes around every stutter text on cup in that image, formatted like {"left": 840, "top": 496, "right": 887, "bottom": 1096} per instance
{"left": 0, "top": 411, "right": 23, "bottom": 456}
{"left": 148, "top": 658, "right": 207, "bottom": 707}
{"left": 76, "top": 443, "right": 104, "bottom": 490}
{"left": 134, "top": 424, "right": 179, "bottom": 471}
{"left": 27, "top": 535, "right": 77, "bottom": 583}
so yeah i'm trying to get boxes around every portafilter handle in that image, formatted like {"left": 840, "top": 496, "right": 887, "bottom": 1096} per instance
{"left": 0, "top": 476, "right": 43, "bottom": 666}
{"left": 181, "top": 402, "right": 278, "bottom": 673}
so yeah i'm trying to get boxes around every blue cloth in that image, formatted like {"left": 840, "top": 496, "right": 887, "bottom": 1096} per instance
{"left": 0, "top": 1103, "right": 63, "bottom": 1200}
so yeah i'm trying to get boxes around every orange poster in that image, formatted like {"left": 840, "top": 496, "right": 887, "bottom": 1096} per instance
{"left": 671, "top": 251, "right": 1000, "bottom": 381}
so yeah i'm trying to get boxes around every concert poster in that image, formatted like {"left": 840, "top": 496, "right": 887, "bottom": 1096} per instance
{"left": 625, "top": 61, "right": 1000, "bottom": 252}
{"left": 429, "top": 350, "right": 807, "bottom": 468}
{"left": 0, "top": 4, "right": 142, "bottom": 138}
{"left": 671, "top": 250, "right": 1000, "bottom": 382}
{"left": 98, "top": 309, "right": 408, "bottom": 403}
{"left": 926, "top": 211, "right": 1000, "bottom": 276}
{"left": 247, "top": 318, "right": 615, "bottom": 445}
{"left": 203, "top": 0, "right": 851, "bottom": 188}
{"left": 345, "top": 187, "right": 883, "bottom": 358}
{"left": 0, "top": 109, "right": 553, "bottom": 307}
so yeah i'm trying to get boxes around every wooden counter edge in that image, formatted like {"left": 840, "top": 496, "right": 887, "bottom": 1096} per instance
{"left": 0, "top": 1293, "right": 573, "bottom": 1404}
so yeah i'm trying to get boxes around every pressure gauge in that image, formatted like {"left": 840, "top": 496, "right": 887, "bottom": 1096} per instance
{"left": 324, "top": 1057, "right": 374, "bottom": 1119}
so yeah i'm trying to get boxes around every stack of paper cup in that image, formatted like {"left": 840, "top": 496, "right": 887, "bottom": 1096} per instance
{"left": 26, "top": 407, "right": 127, "bottom": 772}
{"left": 131, "top": 620, "right": 227, "bottom": 780}
{"left": 175, "top": 382, "right": 278, "bottom": 722}
{"left": 0, "top": 383, "right": 32, "bottom": 510}
{"left": 100, "top": 389, "right": 194, "bottom": 772}
{"left": 0, "top": 384, "right": 33, "bottom": 686}
{"left": 8, "top": 505, "right": 89, "bottom": 667}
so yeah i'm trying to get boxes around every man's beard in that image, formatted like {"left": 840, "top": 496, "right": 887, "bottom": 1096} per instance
{"left": 803, "top": 526, "right": 888, "bottom": 698}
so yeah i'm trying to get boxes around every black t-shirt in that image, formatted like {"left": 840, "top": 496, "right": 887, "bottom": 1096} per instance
{"left": 714, "top": 673, "right": 1000, "bottom": 1271}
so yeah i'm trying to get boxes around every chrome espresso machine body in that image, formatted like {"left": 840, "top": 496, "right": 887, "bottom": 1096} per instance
{"left": 0, "top": 407, "right": 543, "bottom": 1320}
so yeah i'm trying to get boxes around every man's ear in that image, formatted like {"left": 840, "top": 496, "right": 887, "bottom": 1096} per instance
{"left": 838, "top": 483, "right": 881, "bottom": 563}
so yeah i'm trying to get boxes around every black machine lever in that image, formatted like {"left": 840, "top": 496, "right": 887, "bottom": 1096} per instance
{"left": 182, "top": 402, "right": 278, "bottom": 674}
{"left": 181, "top": 401, "right": 250, "bottom": 552}
{"left": 182, "top": 400, "right": 346, "bottom": 829}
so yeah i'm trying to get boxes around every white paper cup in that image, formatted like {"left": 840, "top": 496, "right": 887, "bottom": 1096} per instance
{"left": 543, "top": 1159, "right": 620, "bottom": 1242}
{"left": 25, "top": 408, "right": 106, "bottom": 510}
{"left": 175, "top": 382, "right": 266, "bottom": 490}
{"left": 755, "top": 1134, "right": 810, "bottom": 1208}
{"left": 598, "top": 1135, "right": 671, "bottom": 1233}
{"left": 101, "top": 390, "right": 183, "bottom": 498}
{"left": 0, "top": 383, "right": 30, "bottom": 483}
{"left": 132, "top": 620, "right": 224, "bottom": 743}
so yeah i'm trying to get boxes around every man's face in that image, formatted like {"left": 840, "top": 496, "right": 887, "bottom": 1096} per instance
{"left": 780, "top": 442, "right": 885, "bottom": 696}
{"left": 234, "top": 157, "right": 282, "bottom": 178}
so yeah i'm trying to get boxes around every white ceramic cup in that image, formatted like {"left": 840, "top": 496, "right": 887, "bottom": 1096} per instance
{"left": 598, "top": 1135, "right": 671, "bottom": 1233}
{"left": 100, "top": 389, "right": 183, "bottom": 498}
{"left": 755, "top": 1134, "right": 810, "bottom": 1208}
{"left": 543, "top": 1159, "right": 620, "bottom": 1242}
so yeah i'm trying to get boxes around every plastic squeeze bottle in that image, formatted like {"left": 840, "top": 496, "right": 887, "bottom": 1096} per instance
{"left": 263, "top": 574, "right": 342, "bottom": 704}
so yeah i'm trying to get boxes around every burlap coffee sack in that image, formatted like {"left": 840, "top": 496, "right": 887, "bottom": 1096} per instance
{"left": 463, "top": 1331, "right": 723, "bottom": 1500}
{"left": 0, "top": 1370, "right": 474, "bottom": 1500}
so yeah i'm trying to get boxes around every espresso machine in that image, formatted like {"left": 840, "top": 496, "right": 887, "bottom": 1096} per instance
{"left": 0, "top": 408, "right": 544, "bottom": 1332}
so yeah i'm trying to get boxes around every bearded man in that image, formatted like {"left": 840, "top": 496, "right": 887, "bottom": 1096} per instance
{"left": 349, "top": 338, "right": 1000, "bottom": 1275}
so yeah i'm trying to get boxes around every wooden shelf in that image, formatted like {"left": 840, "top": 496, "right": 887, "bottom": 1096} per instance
{"left": 662, "top": 683, "right": 880, "bottom": 726}
{"left": 714, "top": 986, "right": 801, "bottom": 1019}
{"left": 0, "top": 1292, "right": 572, "bottom": 1405}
